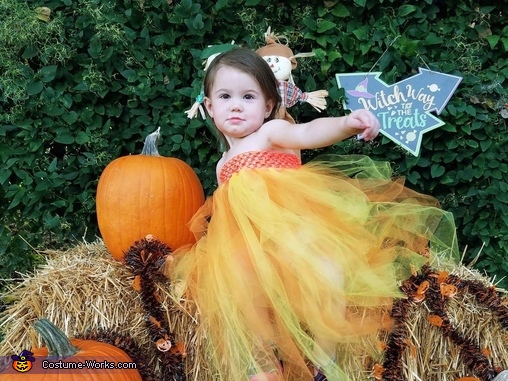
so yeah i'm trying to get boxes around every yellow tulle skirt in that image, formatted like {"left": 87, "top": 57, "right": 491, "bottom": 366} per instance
{"left": 166, "top": 155, "right": 459, "bottom": 381}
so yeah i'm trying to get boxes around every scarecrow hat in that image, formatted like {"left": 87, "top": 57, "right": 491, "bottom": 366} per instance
{"left": 256, "top": 27, "right": 315, "bottom": 70}
{"left": 256, "top": 35, "right": 298, "bottom": 69}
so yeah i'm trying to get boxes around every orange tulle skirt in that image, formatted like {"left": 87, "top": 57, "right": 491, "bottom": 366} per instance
{"left": 165, "top": 155, "right": 458, "bottom": 381}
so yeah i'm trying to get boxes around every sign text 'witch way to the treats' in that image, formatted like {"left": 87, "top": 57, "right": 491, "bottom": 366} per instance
{"left": 336, "top": 69, "right": 462, "bottom": 156}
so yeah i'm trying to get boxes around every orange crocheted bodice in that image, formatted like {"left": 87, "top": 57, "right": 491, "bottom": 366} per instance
{"left": 219, "top": 150, "right": 301, "bottom": 183}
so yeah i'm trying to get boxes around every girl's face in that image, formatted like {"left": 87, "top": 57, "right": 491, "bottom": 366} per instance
{"left": 204, "top": 66, "right": 274, "bottom": 141}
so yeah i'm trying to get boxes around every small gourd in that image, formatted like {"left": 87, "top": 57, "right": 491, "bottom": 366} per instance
{"left": 0, "top": 318, "right": 142, "bottom": 380}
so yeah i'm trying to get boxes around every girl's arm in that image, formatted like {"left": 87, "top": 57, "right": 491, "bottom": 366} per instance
{"left": 264, "top": 109, "right": 380, "bottom": 150}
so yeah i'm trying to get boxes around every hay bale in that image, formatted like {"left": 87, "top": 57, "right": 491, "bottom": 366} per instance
{"left": 0, "top": 242, "right": 140, "bottom": 347}
{"left": 0, "top": 241, "right": 217, "bottom": 380}
{"left": 373, "top": 263, "right": 508, "bottom": 381}
{"left": 1, "top": 241, "right": 508, "bottom": 380}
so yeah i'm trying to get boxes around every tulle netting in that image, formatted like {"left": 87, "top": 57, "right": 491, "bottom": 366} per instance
{"left": 165, "top": 154, "right": 459, "bottom": 381}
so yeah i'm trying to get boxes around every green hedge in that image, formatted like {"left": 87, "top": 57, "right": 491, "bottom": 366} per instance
{"left": 1, "top": 0, "right": 507, "bottom": 287}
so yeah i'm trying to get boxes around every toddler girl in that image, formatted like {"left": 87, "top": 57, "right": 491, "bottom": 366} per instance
{"left": 166, "top": 47, "right": 458, "bottom": 381}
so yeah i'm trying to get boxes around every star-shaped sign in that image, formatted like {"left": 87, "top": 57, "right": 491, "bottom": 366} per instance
{"left": 336, "top": 68, "right": 462, "bottom": 156}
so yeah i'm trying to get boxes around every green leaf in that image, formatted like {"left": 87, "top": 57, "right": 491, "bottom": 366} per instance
{"left": 0, "top": 169, "right": 12, "bottom": 185}
{"left": 40, "top": 65, "right": 58, "bottom": 82}
{"left": 501, "top": 38, "right": 508, "bottom": 51}
{"left": 180, "top": 140, "right": 191, "bottom": 155}
{"left": 44, "top": 214, "right": 61, "bottom": 230}
{"left": 479, "top": 6, "right": 496, "bottom": 13}
{"left": 357, "top": 42, "right": 369, "bottom": 55}
{"left": 136, "top": 115, "right": 152, "bottom": 126}
{"left": 8, "top": 190, "right": 25, "bottom": 210}
{"left": 486, "top": 35, "right": 500, "bottom": 49}
{"left": 304, "top": 75, "right": 316, "bottom": 90}
{"left": 331, "top": 4, "right": 350, "bottom": 17}
{"left": 317, "top": 20, "right": 337, "bottom": 33}
{"left": 441, "top": 123, "right": 456, "bottom": 132}
{"left": 121, "top": 69, "right": 137, "bottom": 80}
{"left": 171, "top": 134, "right": 184, "bottom": 143}
{"left": 473, "top": 154, "right": 485, "bottom": 167}
{"left": 343, "top": 52, "right": 355, "bottom": 66}
{"left": 480, "top": 139, "right": 492, "bottom": 152}
{"left": 22, "top": 45, "right": 38, "bottom": 59}
{"left": 399, "top": 5, "right": 417, "bottom": 17}
{"left": 424, "top": 33, "right": 443, "bottom": 45}
{"left": 379, "top": 50, "right": 393, "bottom": 71}
{"left": 192, "top": 14, "right": 204, "bottom": 29}
{"left": 447, "top": 104, "right": 457, "bottom": 116}
{"left": 27, "top": 81, "right": 44, "bottom": 95}
{"left": 76, "top": 131, "right": 90, "bottom": 144}
{"left": 440, "top": 175, "right": 456, "bottom": 185}
{"left": 88, "top": 41, "right": 102, "bottom": 59}
{"left": 320, "top": 45, "right": 337, "bottom": 59}
{"left": 73, "top": 83, "right": 88, "bottom": 91}
{"left": 352, "top": 28, "right": 368, "bottom": 40}
{"left": 443, "top": 151, "right": 457, "bottom": 163}
{"left": 62, "top": 111, "right": 78, "bottom": 125}
{"left": 431, "top": 164, "right": 445, "bottom": 178}
{"left": 54, "top": 131, "right": 75, "bottom": 144}
{"left": 316, "top": 36, "right": 327, "bottom": 47}
{"left": 303, "top": 18, "right": 317, "bottom": 31}
{"left": 465, "top": 105, "right": 477, "bottom": 116}
{"left": 353, "top": 0, "right": 366, "bottom": 6}
{"left": 43, "top": 104, "right": 65, "bottom": 116}
{"left": 497, "top": 193, "right": 508, "bottom": 204}
{"left": 150, "top": 98, "right": 171, "bottom": 109}
{"left": 213, "top": 0, "right": 228, "bottom": 10}
{"left": 48, "top": 158, "right": 58, "bottom": 172}
{"left": 400, "top": 39, "right": 419, "bottom": 56}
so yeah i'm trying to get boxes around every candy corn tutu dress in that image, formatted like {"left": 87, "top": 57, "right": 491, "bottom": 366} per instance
{"left": 167, "top": 151, "right": 458, "bottom": 381}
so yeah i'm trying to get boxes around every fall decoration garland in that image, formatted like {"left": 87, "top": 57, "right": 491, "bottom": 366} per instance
{"left": 76, "top": 328, "right": 157, "bottom": 381}
{"left": 125, "top": 234, "right": 186, "bottom": 381}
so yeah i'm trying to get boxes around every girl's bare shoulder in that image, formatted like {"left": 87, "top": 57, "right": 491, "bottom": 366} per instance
{"left": 215, "top": 153, "right": 227, "bottom": 183}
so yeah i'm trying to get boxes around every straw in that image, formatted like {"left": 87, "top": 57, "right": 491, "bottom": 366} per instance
{"left": 1, "top": 241, "right": 507, "bottom": 380}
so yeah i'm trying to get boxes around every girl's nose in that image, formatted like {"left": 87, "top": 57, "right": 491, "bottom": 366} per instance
{"left": 230, "top": 101, "right": 242, "bottom": 111}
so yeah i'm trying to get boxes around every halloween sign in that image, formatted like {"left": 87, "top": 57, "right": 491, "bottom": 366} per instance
{"left": 336, "top": 68, "right": 462, "bottom": 156}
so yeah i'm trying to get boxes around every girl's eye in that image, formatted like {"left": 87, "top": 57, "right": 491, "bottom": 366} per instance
{"left": 219, "top": 93, "right": 230, "bottom": 99}
{"left": 244, "top": 94, "right": 255, "bottom": 99}
{"left": 275, "top": 57, "right": 279, "bottom": 63}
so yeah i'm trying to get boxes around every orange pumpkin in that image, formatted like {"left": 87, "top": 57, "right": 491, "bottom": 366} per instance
{"left": 96, "top": 127, "right": 205, "bottom": 261}
{"left": 0, "top": 318, "right": 141, "bottom": 380}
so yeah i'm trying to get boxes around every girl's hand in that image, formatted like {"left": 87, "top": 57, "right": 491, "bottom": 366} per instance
{"left": 345, "top": 109, "right": 380, "bottom": 141}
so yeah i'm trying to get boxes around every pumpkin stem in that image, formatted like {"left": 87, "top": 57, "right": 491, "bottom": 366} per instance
{"left": 34, "top": 318, "right": 79, "bottom": 358}
{"left": 141, "top": 126, "right": 161, "bottom": 156}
